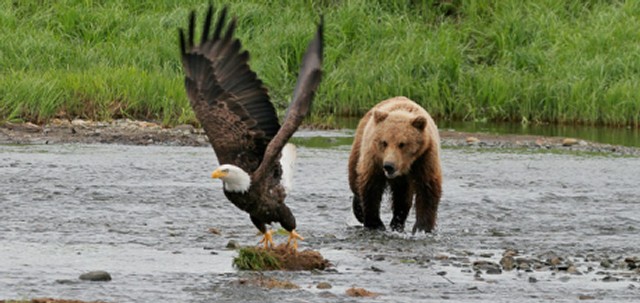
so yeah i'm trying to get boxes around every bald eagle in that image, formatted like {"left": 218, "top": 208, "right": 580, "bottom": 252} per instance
{"left": 178, "top": 5, "right": 323, "bottom": 249}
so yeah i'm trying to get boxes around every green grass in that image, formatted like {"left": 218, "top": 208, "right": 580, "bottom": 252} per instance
{"left": 233, "top": 246, "right": 282, "bottom": 271}
{"left": 2, "top": 0, "right": 640, "bottom": 127}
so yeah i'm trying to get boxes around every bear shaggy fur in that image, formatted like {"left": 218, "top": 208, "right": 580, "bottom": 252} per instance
{"left": 348, "top": 96, "right": 442, "bottom": 233}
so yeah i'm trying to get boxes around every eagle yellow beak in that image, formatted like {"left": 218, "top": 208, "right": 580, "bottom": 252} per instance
{"left": 211, "top": 169, "right": 227, "bottom": 179}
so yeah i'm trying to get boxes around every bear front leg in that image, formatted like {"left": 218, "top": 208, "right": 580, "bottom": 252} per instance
{"left": 412, "top": 152, "right": 442, "bottom": 234}
{"left": 389, "top": 176, "right": 412, "bottom": 232}
{"left": 412, "top": 175, "right": 442, "bottom": 233}
{"left": 358, "top": 173, "right": 386, "bottom": 231}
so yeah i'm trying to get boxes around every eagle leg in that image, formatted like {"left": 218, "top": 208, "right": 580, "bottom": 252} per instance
{"left": 258, "top": 229, "right": 274, "bottom": 249}
{"left": 285, "top": 229, "right": 304, "bottom": 251}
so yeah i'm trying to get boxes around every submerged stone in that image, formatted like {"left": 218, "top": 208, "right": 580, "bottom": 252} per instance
{"left": 79, "top": 270, "right": 112, "bottom": 282}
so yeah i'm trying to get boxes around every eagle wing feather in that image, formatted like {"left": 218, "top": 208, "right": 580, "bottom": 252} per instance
{"left": 180, "top": 5, "right": 279, "bottom": 173}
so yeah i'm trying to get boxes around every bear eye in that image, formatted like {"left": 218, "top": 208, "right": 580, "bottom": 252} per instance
{"left": 381, "top": 140, "right": 388, "bottom": 148}
{"left": 398, "top": 142, "right": 405, "bottom": 148}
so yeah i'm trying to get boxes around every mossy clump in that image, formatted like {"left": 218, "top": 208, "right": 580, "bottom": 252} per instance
{"left": 233, "top": 244, "right": 330, "bottom": 271}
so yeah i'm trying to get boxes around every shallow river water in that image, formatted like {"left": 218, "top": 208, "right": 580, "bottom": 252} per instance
{"left": 1, "top": 131, "right": 639, "bottom": 302}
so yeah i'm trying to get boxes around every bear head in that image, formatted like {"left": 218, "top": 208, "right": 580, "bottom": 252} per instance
{"left": 371, "top": 109, "right": 429, "bottom": 179}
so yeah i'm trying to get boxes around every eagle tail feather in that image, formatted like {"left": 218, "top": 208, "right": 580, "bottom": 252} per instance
{"left": 280, "top": 143, "right": 297, "bottom": 194}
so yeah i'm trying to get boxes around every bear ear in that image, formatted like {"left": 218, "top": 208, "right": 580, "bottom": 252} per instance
{"left": 412, "top": 116, "right": 427, "bottom": 130}
{"left": 373, "top": 110, "right": 388, "bottom": 124}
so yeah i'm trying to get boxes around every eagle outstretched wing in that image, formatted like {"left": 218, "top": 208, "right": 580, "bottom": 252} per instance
{"left": 179, "top": 5, "right": 280, "bottom": 173}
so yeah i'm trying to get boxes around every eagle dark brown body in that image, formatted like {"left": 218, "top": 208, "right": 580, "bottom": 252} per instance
{"left": 178, "top": 4, "right": 323, "bottom": 247}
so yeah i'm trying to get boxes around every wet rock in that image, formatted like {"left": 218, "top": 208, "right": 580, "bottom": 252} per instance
{"left": 370, "top": 266, "right": 384, "bottom": 272}
{"left": 500, "top": 256, "right": 515, "bottom": 271}
{"left": 437, "top": 271, "right": 447, "bottom": 276}
{"left": 600, "top": 259, "right": 612, "bottom": 268}
{"left": 174, "top": 124, "right": 195, "bottom": 134}
{"left": 538, "top": 251, "right": 562, "bottom": 266}
{"left": 346, "top": 287, "right": 379, "bottom": 298}
{"left": 503, "top": 249, "right": 518, "bottom": 257}
{"left": 578, "top": 295, "right": 596, "bottom": 300}
{"left": 79, "top": 270, "right": 112, "bottom": 281}
{"left": 473, "top": 260, "right": 502, "bottom": 274}
{"left": 624, "top": 256, "right": 638, "bottom": 269}
{"left": 435, "top": 254, "right": 449, "bottom": 260}
{"left": 486, "top": 268, "right": 502, "bottom": 275}
{"left": 549, "top": 257, "right": 562, "bottom": 266}
{"left": 372, "top": 255, "right": 385, "bottom": 261}
{"left": 528, "top": 277, "right": 538, "bottom": 283}
{"left": 602, "top": 275, "right": 621, "bottom": 282}
{"left": 318, "top": 291, "right": 337, "bottom": 298}
{"left": 317, "top": 282, "right": 332, "bottom": 289}
{"left": 226, "top": 240, "right": 240, "bottom": 249}
{"left": 466, "top": 136, "right": 480, "bottom": 144}
{"left": 567, "top": 265, "right": 580, "bottom": 274}
{"left": 208, "top": 227, "right": 221, "bottom": 235}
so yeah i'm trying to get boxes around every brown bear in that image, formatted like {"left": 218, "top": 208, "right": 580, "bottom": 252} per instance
{"left": 348, "top": 96, "right": 442, "bottom": 233}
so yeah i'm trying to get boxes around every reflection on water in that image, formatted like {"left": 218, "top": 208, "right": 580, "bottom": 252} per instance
{"left": 440, "top": 121, "right": 640, "bottom": 147}
{"left": 330, "top": 117, "right": 640, "bottom": 147}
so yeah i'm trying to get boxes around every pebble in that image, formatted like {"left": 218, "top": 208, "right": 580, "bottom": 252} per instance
{"left": 372, "top": 255, "right": 385, "bottom": 261}
{"left": 79, "top": 270, "right": 112, "bottom": 281}
{"left": 578, "top": 295, "right": 596, "bottom": 300}
{"left": 466, "top": 136, "right": 480, "bottom": 144}
{"left": 567, "top": 265, "right": 580, "bottom": 274}
{"left": 318, "top": 291, "right": 337, "bottom": 298}
{"left": 226, "top": 240, "right": 240, "bottom": 249}
{"left": 500, "top": 256, "right": 515, "bottom": 271}
{"left": 317, "top": 282, "right": 332, "bottom": 289}
{"left": 503, "top": 249, "right": 519, "bottom": 257}
{"left": 562, "top": 138, "right": 579, "bottom": 146}
{"left": 71, "top": 119, "right": 90, "bottom": 128}
{"left": 602, "top": 275, "right": 621, "bottom": 282}
{"left": 473, "top": 260, "right": 502, "bottom": 274}
{"left": 486, "top": 268, "right": 502, "bottom": 275}
{"left": 174, "top": 124, "right": 195, "bottom": 133}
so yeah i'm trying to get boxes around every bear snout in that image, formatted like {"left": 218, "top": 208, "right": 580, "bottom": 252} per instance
{"left": 383, "top": 162, "right": 397, "bottom": 178}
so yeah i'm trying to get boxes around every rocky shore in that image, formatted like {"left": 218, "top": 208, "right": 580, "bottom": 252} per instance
{"left": 2, "top": 119, "right": 639, "bottom": 156}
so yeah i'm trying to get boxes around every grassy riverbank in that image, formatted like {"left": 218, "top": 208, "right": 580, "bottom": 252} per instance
{"left": 1, "top": 0, "right": 639, "bottom": 126}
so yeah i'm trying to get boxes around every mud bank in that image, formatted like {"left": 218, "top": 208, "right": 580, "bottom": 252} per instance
{"left": 2, "top": 119, "right": 639, "bottom": 156}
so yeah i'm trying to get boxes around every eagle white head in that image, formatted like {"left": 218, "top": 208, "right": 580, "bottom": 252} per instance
{"left": 211, "top": 164, "right": 251, "bottom": 193}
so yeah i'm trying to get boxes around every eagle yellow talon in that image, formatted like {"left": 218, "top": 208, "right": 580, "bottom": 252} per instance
{"left": 258, "top": 230, "right": 274, "bottom": 249}
{"left": 286, "top": 230, "right": 304, "bottom": 250}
